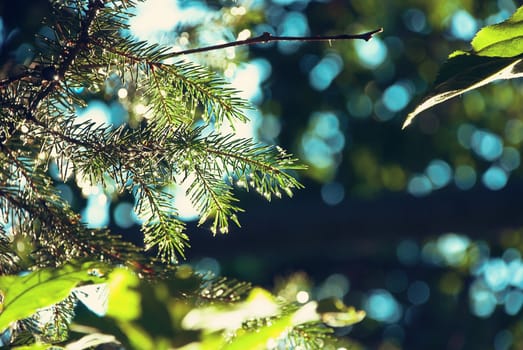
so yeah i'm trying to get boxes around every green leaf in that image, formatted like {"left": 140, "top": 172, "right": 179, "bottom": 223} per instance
{"left": 402, "top": 5, "right": 523, "bottom": 128}
{"left": 0, "top": 263, "right": 106, "bottom": 332}
{"left": 106, "top": 268, "right": 141, "bottom": 322}
{"left": 181, "top": 287, "right": 278, "bottom": 333}
{"left": 223, "top": 315, "right": 293, "bottom": 350}
{"left": 472, "top": 6, "right": 523, "bottom": 57}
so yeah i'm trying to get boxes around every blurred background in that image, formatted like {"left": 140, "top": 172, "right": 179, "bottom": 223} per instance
{"left": 3, "top": 0, "right": 523, "bottom": 349}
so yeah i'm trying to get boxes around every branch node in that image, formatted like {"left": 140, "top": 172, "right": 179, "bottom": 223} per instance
{"left": 261, "top": 32, "right": 272, "bottom": 43}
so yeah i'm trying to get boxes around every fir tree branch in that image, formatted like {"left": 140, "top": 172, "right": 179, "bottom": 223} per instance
{"left": 28, "top": 0, "right": 104, "bottom": 114}
{"left": 205, "top": 144, "right": 302, "bottom": 178}
{"left": 190, "top": 164, "right": 242, "bottom": 234}
{"left": 0, "top": 125, "right": 171, "bottom": 271}
{"left": 162, "top": 28, "right": 384, "bottom": 57}
{"left": 135, "top": 178, "right": 189, "bottom": 262}
{"left": 2, "top": 145, "right": 44, "bottom": 199}
{"left": 195, "top": 133, "right": 304, "bottom": 199}
{"left": 56, "top": 0, "right": 105, "bottom": 79}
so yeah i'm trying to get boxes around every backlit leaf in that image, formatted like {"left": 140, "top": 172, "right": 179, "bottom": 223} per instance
{"left": 472, "top": 6, "right": 523, "bottom": 56}
{"left": 403, "top": 5, "right": 523, "bottom": 128}
{"left": 106, "top": 268, "right": 141, "bottom": 322}
{"left": 223, "top": 315, "right": 293, "bottom": 350}
{"left": 0, "top": 263, "right": 106, "bottom": 332}
{"left": 402, "top": 56, "right": 523, "bottom": 128}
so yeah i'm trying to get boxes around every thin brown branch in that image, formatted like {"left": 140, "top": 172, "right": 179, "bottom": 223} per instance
{"left": 162, "top": 28, "right": 384, "bottom": 58}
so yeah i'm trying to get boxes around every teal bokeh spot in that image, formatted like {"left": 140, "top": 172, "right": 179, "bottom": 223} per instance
{"left": 426, "top": 159, "right": 452, "bottom": 189}
{"left": 437, "top": 233, "right": 470, "bottom": 266}
{"left": 49, "top": 161, "right": 60, "bottom": 181}
{"left": 194, "top": 257, "right": 221, "bottom": 277}
{"left": 469, "top": 282, "right": 497, "bottom": 318}
{"left": 0, "top": 19, "right": 4, "bottom": 48}
{"left": 317, "top": 273, "right": 350, "bottom": 300}
{"left": 301, "top": 135, "right": 333, "bottom": 168}
{"left": 81, "top": 193, "right": 110, "bottom": 228}
{"left": 301, "top": 112, "right": 345, "bottom": 170}
{"left": 355, "top": 37, "right": 387, "bottom": 68}
{"left": 320, "top": 182, "right": 345, "bottom": 205}
{"left": 383, "top": 84, "right": 410, "bottom": 112}
{"left": 457, "top": 123, "right": 476, "bottom": 149}
{"left": 504, "top": 291, "right": 523, "bottom": 316}
{"left": 76, "top": 100, "right": 111, "bottom": 127}
{"left": 482, "top": 166, "right": 508, "bottom": 190}
{"left": 314, "top": 112, "right": 339, "bottom": 138}
{"left": 403, "top": 8, "right": 427, "bottom": 33}
{"left": 56, "top": 184, "right": 73, "bottom": 205}
{"left": 407, "top": 280, "right": 430, "bottom": 305}
{"left": 500, "top": 147, "right": 520, "bottom": 171}
{"left": 484, "top": 258, "right": 509, "bottom": 292}
{"left": 309, "top": 54, "right": 343, "bottom": 91}
{"left": 272, "top": 0, "right": 311, "bottom": 6}
{"left": 113, "top": 202, "right": 135, "bottom": 229}
{"left": 365, "top": 289, "right": 402, "bottom": 323}
{"left": 109, "top": 101, "right": 129, "bottom": 126}
{"left": 407, "top": 174, "right": 432, "bottom": 196}
{"left": 472, "top": 131, "right": 503, "bottom": 161}
{"left": 451, "top": 10, "right": 478, "bottom": 40}
{"left": 508, "top": 260, "right": 523, "bottom": 288}
{"left": 277, "top": 12, "right": 309, "bottom": 54}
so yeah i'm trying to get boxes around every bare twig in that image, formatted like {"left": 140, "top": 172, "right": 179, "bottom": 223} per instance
{"left": 162, "top": 28, "right": 384, "bottom": 58}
